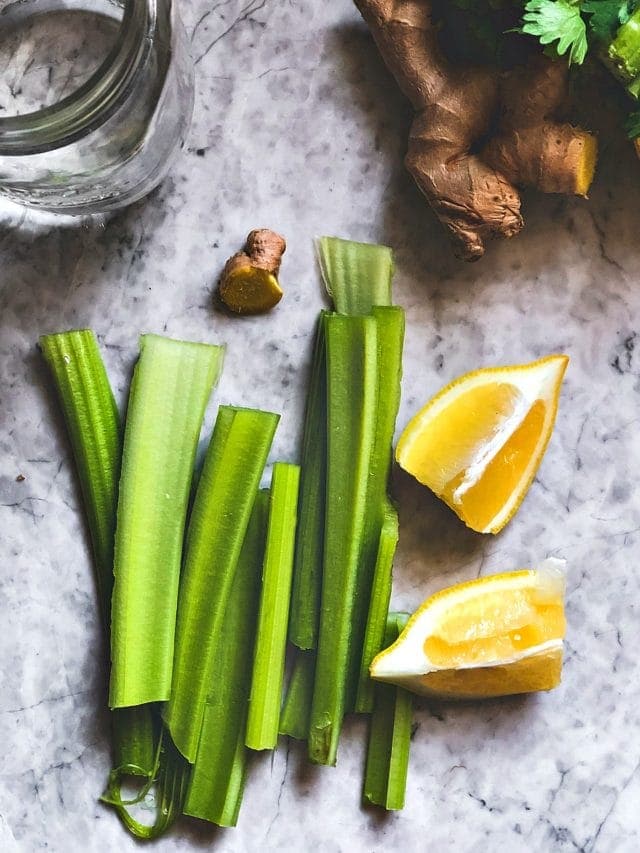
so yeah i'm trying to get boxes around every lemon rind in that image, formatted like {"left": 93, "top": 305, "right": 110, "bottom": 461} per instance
{"left": 370, "top": 561, "right": 567, "bottom": 681}
{"left": 395, "top": 354, "right": 569, "bottom": 534}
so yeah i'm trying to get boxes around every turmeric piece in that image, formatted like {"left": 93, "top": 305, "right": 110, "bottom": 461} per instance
{"left": 218, "top": 229, "right": 286, "bottom": 314}
{"left": 354, "top": 0, "right": 597, "bottom": 260}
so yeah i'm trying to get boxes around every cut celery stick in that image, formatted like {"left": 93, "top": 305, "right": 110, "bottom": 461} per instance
{"left": 40, "top": 329, "right": 183, "bottom": 835}
{"left": 109, "top": 335, "right": 224, "bottom": 709}
{"left": 185, "top": 490, "right": 269, "bottom": 826}
{"left": 316, "top": 236, "right": 394, "bottom": 315}
{"left": 279, "top": 649, "right": 315, "bottom": 741}
{"left": 40, "top": 331, "right": 157, "bottom": 781}
{"left": 104, "top": 729, "right": 190, "bottom": 839}
{"left": 348, "top": 306, "right": 405, "bottom": 710}
{"left": 111, "top": 706, "right": 158, "bottom": 777}
{"left": 246, "top": 462, "right": 301, "bottom": 750}
{"left": 363, "top": 614, "right": 413, "bottom": 811}
{"left": 309, "top": 314, "right": 379, "bottom": 766}
{"left": 40, "top": 330, "right": 121, "bottom": 627}
{"left": 165, "top": 406, "right": 279, "bottom": 762}
{"left": 290, "top": 237, "right": 401, "bottom": 648}
{"left": 289, "top": 314, "right": 327, "bottom": 650}
{"left": 354, "top": 502, "right": 399, "bottom": 713}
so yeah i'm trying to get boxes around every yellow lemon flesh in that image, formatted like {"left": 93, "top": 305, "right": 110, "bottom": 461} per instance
{"left": 370, "top": 561, "right": 566, "bottom": 700}
{"left": 396, "top": 355, "right": 568, "bottom": 534}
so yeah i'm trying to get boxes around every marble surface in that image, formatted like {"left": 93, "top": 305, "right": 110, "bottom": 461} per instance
{"left": 2, "top": 1, "right": 640, "bottom": 851}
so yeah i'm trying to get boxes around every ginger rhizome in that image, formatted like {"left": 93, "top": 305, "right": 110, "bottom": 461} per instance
{"left": 354, "top": 0, "right": 597, "bottom": 260}
{"left": 218, "top": 229, "right": 286, "bottom": 315}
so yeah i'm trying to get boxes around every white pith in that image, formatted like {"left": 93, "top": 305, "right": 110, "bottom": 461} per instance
{"left": 398, "top": 356, "right": 568, "bottom": 533}
{"left": 371, "top": 560, "right": 566, "bottom": 680}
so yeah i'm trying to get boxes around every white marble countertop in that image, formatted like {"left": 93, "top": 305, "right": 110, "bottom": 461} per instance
{"left": 2, "top": 1, "right": 640, "bottom": 851}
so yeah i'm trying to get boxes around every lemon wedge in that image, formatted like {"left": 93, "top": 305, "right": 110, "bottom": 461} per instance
{"left": 370, "top": 560, "right": 566, "bottom": 700}
{"left": 396, "top": 355, "right": 568, "bottom": 534}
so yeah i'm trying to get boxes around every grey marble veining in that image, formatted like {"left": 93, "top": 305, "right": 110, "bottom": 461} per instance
{"left": 2, "top": 1, "right": 640, "bottom": 851}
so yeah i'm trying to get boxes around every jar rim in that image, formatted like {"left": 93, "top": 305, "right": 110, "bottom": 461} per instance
{"left": 0, "top": 0, "right": 156, "bottom": 155}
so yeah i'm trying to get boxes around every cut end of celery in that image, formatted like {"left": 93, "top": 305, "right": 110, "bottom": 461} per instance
{"left": 362, "top": 613, "right": 413, "bottom": 812}
{"left": 308, "top": 718, "right": 338, "bottom": 767}
{"left": 279, "top": 649, "right": 315, "bottom": 741}
{"left": 316, "top": 237, "right": 394, "bottom": 316}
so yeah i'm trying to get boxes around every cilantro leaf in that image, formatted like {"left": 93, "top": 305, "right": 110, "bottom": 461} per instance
{"left": 521, "top": 0, "right": 589, "bottom": 64}
{"left": 625, "top": 107, "right": 640, "bottom": 137}
{"left": 583, "top": 0, "right": 632, "bottom": 42}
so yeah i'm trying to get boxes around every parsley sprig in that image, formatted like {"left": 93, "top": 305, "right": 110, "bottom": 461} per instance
{"left": 521, "top": 0, "right": 639, "bottom": 65}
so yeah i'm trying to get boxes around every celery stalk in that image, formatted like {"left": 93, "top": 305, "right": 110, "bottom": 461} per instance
{"left": 40, "top": 330, "right": 121, "bottom": 627}
{"left": 354, "top": 502, "right": 399, "bottom": 713}
{"left": 316, "top": 236, "right": 394, "bottom": 315}
{"left": 184, "top": 490, "right": 269, "bottom": 826}
{"left": 164, "top": 406, "right": 279, "bottom": 762}
{"left": 111, "top": 706, "right": 157, "bottom": 777}
{"left": 289, "top": 314, "right": 327, "bottom": 650}
{"left": 609, "top": 8, "right": 640, "bottom": 85}
{"left": 308, "top": 314, "right": 379, "bottom": 766}
{"left": 349, "top": 306, "right": 404, "bottom": 709}
{"left": 104, "top": 730, "right": 190, "bottom": 839}
{"left": 279, "top": 649, "right": 315, "bottom": 741}
{"left": 40, "top": 331, "right": 156, "bottom": 776}
{"left": 290, "top": 239, "right": 398, "bottom": 658}
{"left": 40, "top": 331, "right": 170, "bottom": 825}
{"left": 246, "top": 462, "right": 301, "bottom": 750}
{"left": 363, "top": 614, "right": 412, "bottom": 811}
{"left": 109, "top": 335, "right": 224, "bottom": 708}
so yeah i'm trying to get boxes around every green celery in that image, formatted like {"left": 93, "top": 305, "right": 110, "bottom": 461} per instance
{"left": 111, "top": 706, "right": 157, "bottom": 778}
{"left": 109, "top": 335, "right": 224, "bottom": 708}
{"left": 290, "top": 237, "right": 394, "bottom": 654}
{"left": 349, "top": 306, "right": 404, "bottom": 709}
{"left": 185, "top": 490, "right": 269, "bottom": 826}
{"left": 608, "top": 8, "right": 640, "bottom": 85}
{"left": 246, "top": 463, "right": 301, "bottom": 750}
{"left": 354, "top": 502, "right": 399, "bottom": 713}
{"left": 279, "top": 649, "right": 315, "bottom": 741}
{"left": 314, "top": 239, "right": 404, "bottom": 714}
{"left": 309, "top": 314, "right": 379, "bottom": 766}
{"left": 164, "top": 406, "right": 279, "bottom": 762}
{"left": 104, "top": 730, "right": 190, "bottom": 839}
{"left": 40, "top": 331, "right": 167, "bottom": 826}
{"left": 289, "top": 314, "right": 327, "bottom": 650}
{"left": 40, "top": 330, "right": 121, "bottom": 627}
{"left": 363, "top": 614, "right": 413, "bottom": 811}
{"left": 316, "top": 236, "right": 394, "bottom": 315}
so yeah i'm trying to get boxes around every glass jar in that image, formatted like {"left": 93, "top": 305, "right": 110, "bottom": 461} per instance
{"left": 0, "top": 0, "right": 194, "bottom": 213}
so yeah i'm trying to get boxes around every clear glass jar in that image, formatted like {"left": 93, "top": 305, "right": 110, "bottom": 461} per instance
{"left": 0, "top": 0, "right": 194, "bottom": 213}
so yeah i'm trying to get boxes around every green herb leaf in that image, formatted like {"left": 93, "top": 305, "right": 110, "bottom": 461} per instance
{"left": 625, "top": 107, "right": 640, "bottom": 136}
{"left": 583, "top": 0, "right": 632, "bottom": 41}
{"left": 521, "top": 0, "right": 589, "bottom": 64}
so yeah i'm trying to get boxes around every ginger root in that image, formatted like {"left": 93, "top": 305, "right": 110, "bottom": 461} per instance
{"left": 483, "top": 57, "right": 597, "bottom": 197}
{"left": 354, "top": 0, "right": 597, "bottom": 260}
{"left": 218, "top": 229, "right": 286, "bottom": 315}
